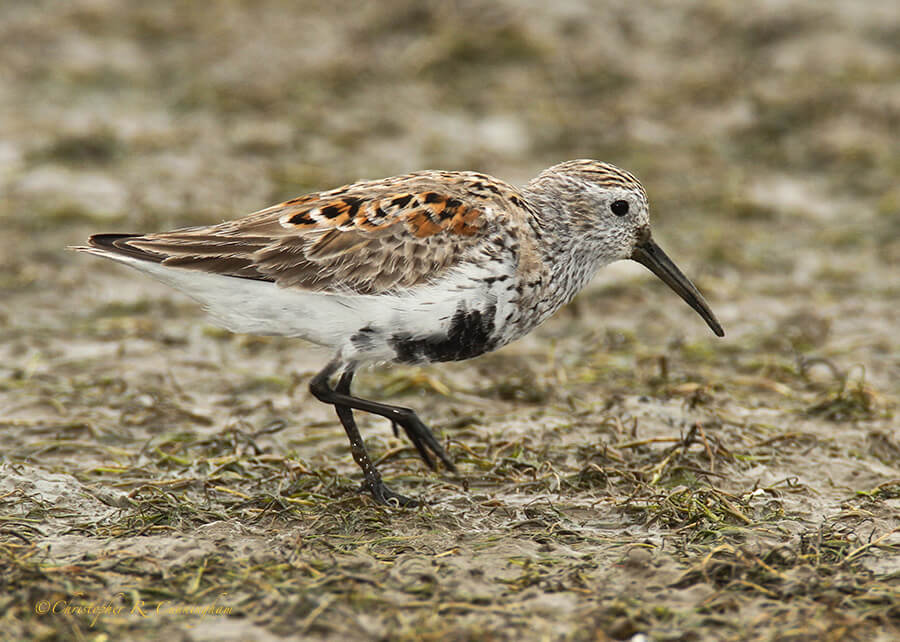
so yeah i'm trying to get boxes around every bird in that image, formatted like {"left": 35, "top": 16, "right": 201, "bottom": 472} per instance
{"left": 74, "top": 159, "right": 724, "bottom": 506}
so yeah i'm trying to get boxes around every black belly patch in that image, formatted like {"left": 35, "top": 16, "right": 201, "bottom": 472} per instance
{"left": 391, "top": 304, "right": 497, "bottom": 364}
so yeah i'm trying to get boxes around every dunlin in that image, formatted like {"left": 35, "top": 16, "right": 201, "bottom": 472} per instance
{"left": 75, "top": 159, "right": 724, "bottom": 505}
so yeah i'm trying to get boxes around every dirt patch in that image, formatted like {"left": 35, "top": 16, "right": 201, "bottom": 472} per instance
{"left": 1, "top": 1, "right": 898, "bottom": 640}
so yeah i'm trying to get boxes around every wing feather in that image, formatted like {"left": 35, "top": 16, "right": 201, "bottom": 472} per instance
{"left": 106, "top": 171, "right": 527, "bottom": 295}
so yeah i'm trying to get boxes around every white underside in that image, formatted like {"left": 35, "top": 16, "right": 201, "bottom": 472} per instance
{"left": 84, "top": 249, "right": 522, "bottom": 364}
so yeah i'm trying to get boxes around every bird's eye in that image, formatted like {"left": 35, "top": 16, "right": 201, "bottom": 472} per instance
{"left": 610, "top": 200, "right": 629, "bottom": 216}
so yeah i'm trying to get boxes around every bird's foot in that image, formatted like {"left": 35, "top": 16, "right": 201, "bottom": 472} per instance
{"left": 361, "top": 479, "right": 419, "bottom": 507}
{"left": 392, "top": 410, "right": 457, "bottom": 474}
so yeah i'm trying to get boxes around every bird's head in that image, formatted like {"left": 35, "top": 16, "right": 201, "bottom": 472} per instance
{"left": 529, "top": 159, "right": 724, "bottom": 337}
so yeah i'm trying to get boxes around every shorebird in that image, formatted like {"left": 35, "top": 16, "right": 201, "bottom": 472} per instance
{"left": 75, "top": 160, "right": 724, "bottom": 505}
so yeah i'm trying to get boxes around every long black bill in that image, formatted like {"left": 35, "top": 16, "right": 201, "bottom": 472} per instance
{"left": 631, "top": 235, "right": 725, "bottom": 337}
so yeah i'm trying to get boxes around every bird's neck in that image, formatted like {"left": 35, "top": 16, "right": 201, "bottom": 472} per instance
{"left": 520, "top": 186, "right": 610, "bottom": 314}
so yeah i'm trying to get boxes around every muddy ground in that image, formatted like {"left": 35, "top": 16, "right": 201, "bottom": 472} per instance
{"left": 1, "top": 1, "right": 898, "bottom": 640}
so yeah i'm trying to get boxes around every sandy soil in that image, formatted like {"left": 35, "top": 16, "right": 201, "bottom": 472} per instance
{"left": 1, "top": 1, "right": 898, "bottom": 640}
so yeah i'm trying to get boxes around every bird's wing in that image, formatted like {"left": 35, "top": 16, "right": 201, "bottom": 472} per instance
{"left": 90, "top": 172, "right": 527, "bottom": 295}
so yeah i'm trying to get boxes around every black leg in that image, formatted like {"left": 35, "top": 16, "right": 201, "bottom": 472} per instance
{"left": 331, "top": 369, "right": 414, "bottom": 506}
{"left": 308, "top": 361, "right": 455, "bottom": 506}
{"left": 309, "top": 362, "right": 456, "bottom": 473}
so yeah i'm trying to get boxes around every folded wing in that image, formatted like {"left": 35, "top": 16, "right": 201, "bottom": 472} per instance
{"left": 89, "top": 172, "right": 521, "bottom": 295}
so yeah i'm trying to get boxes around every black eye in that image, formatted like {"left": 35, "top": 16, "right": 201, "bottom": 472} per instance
{"left": 610, "top": 200, "right": 629, "bottom": 216}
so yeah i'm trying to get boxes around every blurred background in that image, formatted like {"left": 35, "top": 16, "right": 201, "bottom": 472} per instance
{"left": 1, "top": 1, "right": 898, "bottom": 639}
{"left": 2, "top": 1, "right": 897, "bottom": 382}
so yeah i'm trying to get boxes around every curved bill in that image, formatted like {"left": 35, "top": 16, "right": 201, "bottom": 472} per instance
{"left": 631, "top": 236, "right": 724, "bottom": 337}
